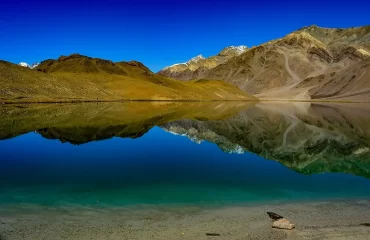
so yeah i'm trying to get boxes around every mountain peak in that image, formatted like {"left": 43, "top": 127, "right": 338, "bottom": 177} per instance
{"left": 18, "top": 62, "right": 39, "bottom": 69}
{"left": 189, "top": 55, "right": 205, "bottom": 62}
{"left": 58, "top": 53, "right": 89, "bottom": 61}
{"left": 159, "top": 46, "right": 249, "bottom": 77}
{"left": 30, "top": 62, "right": 39, "bottom": 69}
{"left": 297, "top": 24, "right": 353, "bottom": 33}
{"left": 305, "top": 24, "right": 320, "bottom": 29}
{"left": 18, "top": 62, "right": 30, "bottom": 68}
{"left": 298, "top": 24, "right": 328, "bottom": 31}
{"left": 218, "top": 45, "right": 248, "bottom": 56}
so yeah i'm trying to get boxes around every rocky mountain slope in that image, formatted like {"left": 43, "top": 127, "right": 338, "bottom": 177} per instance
{"left": 0, "top": 54, "right": 256, "bottom": 102}
{"left": 158, "top": 46, "right": 248, "bottom": 81}
{"left": 159, "top": 25, "right": 370, "bottom": 101}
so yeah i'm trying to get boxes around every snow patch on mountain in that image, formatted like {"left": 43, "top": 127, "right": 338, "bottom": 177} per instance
{"left": 218, "top": 45, "right": 248, "bottom": 56}
{"left": 30, "top": 62, "right": 39, "bottom": 69}
{"left": 189, "top": 54, "right": 205, "bottom": 63}
{"left": 18, "top": 62, "right": 40, "bottom": 69}
{"left": 232, "top": 45, "right": 248, "bottom": 55}
{"left": 161, "top": 45, "right": 248, "bottom": 72}
{"left": 162, "top": 54, "right": 205, "bottom": 70}
{"left": 19, "top": 62, "right": 30, "bottom": 68}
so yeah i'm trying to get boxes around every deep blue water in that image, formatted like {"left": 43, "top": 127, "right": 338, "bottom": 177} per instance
{"left": 1, "top": 126, "right": 370, "bottom": 207}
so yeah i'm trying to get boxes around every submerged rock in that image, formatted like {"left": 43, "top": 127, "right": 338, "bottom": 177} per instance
{"left": 272, "top": 218, "right": 295, "bottom": 230}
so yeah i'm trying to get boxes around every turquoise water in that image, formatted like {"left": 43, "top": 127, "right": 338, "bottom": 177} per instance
{"left": 1, "top": 127, "right": 370, "bottom": 207}
{"left": 1, "top": 102, "right": 370, "bottom": 207}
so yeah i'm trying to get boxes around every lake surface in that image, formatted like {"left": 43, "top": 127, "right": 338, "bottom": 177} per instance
{"left": 1, "top": 101, "right": 370, "bottom": 207}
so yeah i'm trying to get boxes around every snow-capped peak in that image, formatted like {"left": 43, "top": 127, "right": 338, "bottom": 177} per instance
{"left": 189, "top": 54, "right": 205, "bottom": 63}
{"left": 19, "top": 62, "right": 30, "bottom": 68}
{"left": 219, "top": 45, "right": 248, "bottom": 56}
{"left": 30, "top": 62, "right": 39, "bottom": 69}
{"left": 161, "top": 55, "right": 205, "bottom": 71}
{"left": 230, "top": 45, "right": 248, "bottom": 54}
{"left": 18, "top": 62, "right": 39, "bottom": 69}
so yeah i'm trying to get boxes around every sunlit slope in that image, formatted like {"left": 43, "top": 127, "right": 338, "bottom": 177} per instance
{"left": 0, "top": 54, "right": 257, "bottom": 102}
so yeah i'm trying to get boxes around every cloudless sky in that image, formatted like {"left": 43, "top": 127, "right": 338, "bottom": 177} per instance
{"left": 0, "top": 0, "right": 369, "bottom": 72}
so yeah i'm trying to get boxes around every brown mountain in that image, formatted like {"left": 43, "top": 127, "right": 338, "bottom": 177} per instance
{"left": 159, "top": 25, "right": 370, "bottom": 101}
{"left": 158, "top": 46, "right": 248, "bottom": 80}
{"left": 0, "top": 54, "right": 256, "bottom": 103}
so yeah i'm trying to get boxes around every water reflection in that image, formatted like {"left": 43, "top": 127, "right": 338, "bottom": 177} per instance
{"left": 1, "top": 101, "right": 370, "bottom": 178}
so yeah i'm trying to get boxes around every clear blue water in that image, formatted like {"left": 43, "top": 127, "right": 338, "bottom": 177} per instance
{"left": 1, "top": 125, "right": 370, "bottom": 207}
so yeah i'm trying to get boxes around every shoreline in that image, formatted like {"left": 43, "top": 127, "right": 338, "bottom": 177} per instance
{"left": 1, "top": 200, "right": 370, "bottom": 239}
{"left": 1, "top": 98, "right": 370, "bottom": 105}
{"left": 0, "top": 99, "right": 260, "bottom": 105}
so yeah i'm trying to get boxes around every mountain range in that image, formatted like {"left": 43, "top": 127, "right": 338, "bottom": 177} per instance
{"left": 0, "top": 54, "right": 255, "bottom": 103}
{"left": 2, "top": 25, "right": 370, "bottom": 102}
{"left": 159, "top": 25, "right": 370, "bottom": 101}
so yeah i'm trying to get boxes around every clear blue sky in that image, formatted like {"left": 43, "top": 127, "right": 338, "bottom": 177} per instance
{"left": 0, "top": 0, "right": 369, "bottom": 72}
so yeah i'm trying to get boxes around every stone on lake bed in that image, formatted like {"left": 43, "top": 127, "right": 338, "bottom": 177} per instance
{"left": 272, "top": 218, "right": 295, "bottom": 230}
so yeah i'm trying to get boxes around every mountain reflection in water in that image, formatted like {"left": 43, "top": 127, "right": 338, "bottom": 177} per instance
{"left": 1, "top": 101, "right": 370, "bottom": 178}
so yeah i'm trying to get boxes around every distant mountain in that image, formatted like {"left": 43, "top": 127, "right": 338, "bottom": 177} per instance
{"left": 159, "top": 25, "right": 370, "bottom": 101}
{"left": 18, "top": 62, "right": 30, "bottom": 68}
{"left": 0, "top": 54, "right": 256, "bottom": 103}
{"left": 35, "top": 54, "right": 128, "bottom": 75}
{"left": 30, "top": 62, "right": 39, "bottom": 69}
{"left": 18, "top": 62, "right": 39, "bottom": 69}
{"left": 158, "top": 46, "right": 248, "bottom": 80}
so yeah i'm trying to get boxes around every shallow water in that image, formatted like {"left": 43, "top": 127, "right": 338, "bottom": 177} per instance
{"left": 1, "top": 101, "right": 370, "bottom": 207}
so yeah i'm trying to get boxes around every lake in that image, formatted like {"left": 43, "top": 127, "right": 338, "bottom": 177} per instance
{"left": 1, "top": 101, "right": 370, "bottom": 239}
